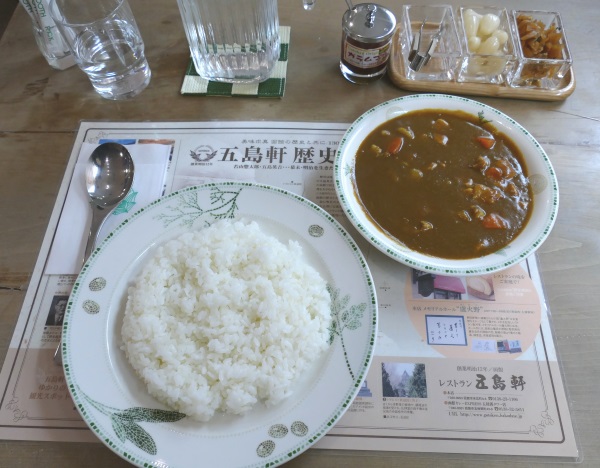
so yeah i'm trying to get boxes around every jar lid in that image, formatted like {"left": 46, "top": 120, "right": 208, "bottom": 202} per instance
{"left": 342, "top": 3, "right": 397, "bottom": 43}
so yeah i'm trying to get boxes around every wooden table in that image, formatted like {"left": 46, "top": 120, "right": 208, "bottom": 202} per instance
{"left": 1, "top": 0, "right": 598, "bottom": 466}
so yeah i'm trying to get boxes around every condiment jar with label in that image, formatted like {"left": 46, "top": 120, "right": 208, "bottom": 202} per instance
{"left": 340, "top": 3, "right": 397, "bottom": 84}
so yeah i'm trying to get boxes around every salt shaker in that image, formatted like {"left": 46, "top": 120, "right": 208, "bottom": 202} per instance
{"left": 340, "top": 3, "right": 396, "bottom": 84}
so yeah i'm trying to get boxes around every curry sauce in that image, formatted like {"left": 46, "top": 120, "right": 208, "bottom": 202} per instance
{"left": 354, "top": 109, "right": 532, "bottom": 259}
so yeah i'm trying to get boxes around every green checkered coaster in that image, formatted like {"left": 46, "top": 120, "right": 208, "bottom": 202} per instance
{"left": 180, "top": 26, "right": 290, "bottom": 98}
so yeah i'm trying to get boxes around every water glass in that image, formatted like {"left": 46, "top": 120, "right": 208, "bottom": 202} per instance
{"left": 177, "top": 0, "right": 280, "bottom": 83}
{"left": 49, "top": 0, "right": 151, "bottom": 100}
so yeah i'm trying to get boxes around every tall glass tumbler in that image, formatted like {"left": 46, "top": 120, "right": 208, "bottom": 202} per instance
{"left": 177, "top": 0, "right": 280, "bottom": 83}
{"left": 49, "top": 0, "right": 151, "bottom": 100}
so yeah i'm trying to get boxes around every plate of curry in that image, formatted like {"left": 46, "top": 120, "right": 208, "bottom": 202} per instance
{"left": 334, "top": 94, "right": 558, "bottom": 275}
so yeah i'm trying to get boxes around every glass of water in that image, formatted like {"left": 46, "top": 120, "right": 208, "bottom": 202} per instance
{"left": 49, "top": 0, "right": 151, "bottom": 100}
{"left": 177, "top": 0, "right": 280, "bottom": 83}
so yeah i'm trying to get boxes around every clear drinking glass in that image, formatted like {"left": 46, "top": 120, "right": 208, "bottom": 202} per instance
{"left": 49, "top": 0, "right": 151, "bottom": 100}
{"left": 177, "top": 0, "right": 280, "bottom": 83}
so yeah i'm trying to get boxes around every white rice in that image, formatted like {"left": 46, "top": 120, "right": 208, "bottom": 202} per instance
{"left": 121, "top": 219, "right": 331, "bottom": 422}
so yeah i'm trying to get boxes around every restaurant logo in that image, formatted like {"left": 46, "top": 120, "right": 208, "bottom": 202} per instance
{"left": 190, "top": 145, "right": 217, "bottom": 162}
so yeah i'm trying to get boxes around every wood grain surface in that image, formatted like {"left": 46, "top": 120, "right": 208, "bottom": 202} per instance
{"left": 0, "top": 0, "right": 598, "bottom": 466}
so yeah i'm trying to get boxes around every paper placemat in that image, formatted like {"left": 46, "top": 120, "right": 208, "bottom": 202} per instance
{"left": 180, "top": 26, "right": 290, "bottom": 98}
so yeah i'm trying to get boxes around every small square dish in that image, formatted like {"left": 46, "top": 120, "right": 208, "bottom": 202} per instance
{"left": 400, "top": 4, "right": 462, "bottom": 82}
{"left": 456, "top": 6, "right": 516, "bottom": 84}
{"left": 509, "top": 10, "right": 572, "bottom": 90}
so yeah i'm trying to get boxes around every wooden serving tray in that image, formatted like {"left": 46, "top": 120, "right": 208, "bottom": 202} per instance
{"left": 388, "top": 29, "right": 575, "bottom": 101}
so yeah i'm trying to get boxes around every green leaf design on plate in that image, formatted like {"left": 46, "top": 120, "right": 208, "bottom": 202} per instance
{"left": 327, "top": 284, "right": 366, "bottom": 380}
{"left": 308, "top": 224, "right": 324, "bottom": 238}
{"left": 290, "top": 421, "right": 308, "bottom": 437}
{"left": 155, "top": 186, "right": 242, "bottom": 228}
{"left": 79, "top": 389, "right": 186, "bottom": 456}
{"left": 117, "top": 407, "right": 188, "bottom": 423}
{"left": 111, "top": 414, "right": 127, "bottom": 442}
{"left": 256, "top": 440, "right": 276, "bottom": 458}
{"left": 82, "top": 300, "right": 100, "bottom": 315}
{"left": 268, "top": 424, "right": 288, "bottom": 438}
{"left": 478, "top": 110, "right": 492, "bottom": 125}
{"left": 88, "top": 277, "right": 106, "bottom": 291}
{"left": 122, "top": 419, "right": 157, "bottom": 455}
{"left": 494, "top": 248, "right": 508, "bottom": 257}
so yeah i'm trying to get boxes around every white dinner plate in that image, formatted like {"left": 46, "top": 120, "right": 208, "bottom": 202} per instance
{"left": 63, "top": 182, "right": 377, "bottom": 467}
{"left": 334, "top": 94, "right": 559, "bottom": 276}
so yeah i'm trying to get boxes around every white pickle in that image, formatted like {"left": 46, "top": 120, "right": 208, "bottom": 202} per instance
{"left": 478, "top": 36, "right": 501, "bottom": 55}
{"left": 467, "top": 36, "right": 481, "bottom": 52}
{"left": 463, "top": 9, "right": 481, "bottom": 38}
{"left": 478, "top": 13, "right": 501, "bottom": 36}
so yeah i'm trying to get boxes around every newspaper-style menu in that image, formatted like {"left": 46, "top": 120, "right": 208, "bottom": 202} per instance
{"left": 0, "top": 122, "right": 579, "bottom": 460}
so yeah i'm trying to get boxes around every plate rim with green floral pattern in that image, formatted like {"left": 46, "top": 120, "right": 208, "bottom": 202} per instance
{"left": 334, "top": 94, "right": 559, "bottom": 276}
{"left": 62, "top": 182, "right": 377, "bottom": 468}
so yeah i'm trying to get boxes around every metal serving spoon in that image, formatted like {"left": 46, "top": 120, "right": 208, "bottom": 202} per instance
{"left": 54, "top": 142, "right": 134, "bottom": 365}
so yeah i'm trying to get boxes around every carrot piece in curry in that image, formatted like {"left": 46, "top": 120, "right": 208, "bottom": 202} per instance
{"left": 485, "top": 166, "right": 504, "bottom": 181}
{"left": 387, "top": 137, "right": 404, "bottom": 154}
{"left": 482, "top": 213, "right": 510, "bottom": 229}
{"left": 477, "top": 136, "right": 496, "bottom": 149}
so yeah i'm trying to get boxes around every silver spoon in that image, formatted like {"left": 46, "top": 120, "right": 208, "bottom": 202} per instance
{"left": 82, "top": 142, "right": 135, "bottom": 263}
{"left": 54, "top": 142, "right": 134, "bottom": 365}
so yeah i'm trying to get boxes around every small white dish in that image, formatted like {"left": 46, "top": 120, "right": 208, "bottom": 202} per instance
{"left": 334, "top": 94, "right": 558, "bottom": 276}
